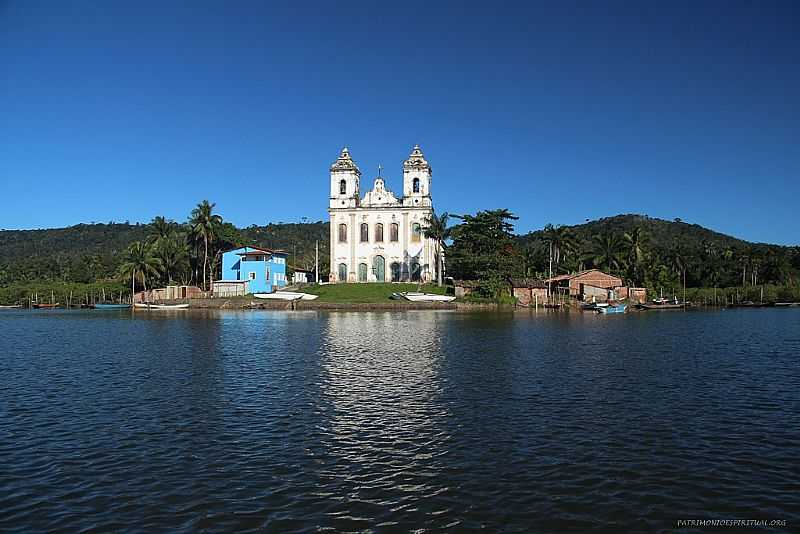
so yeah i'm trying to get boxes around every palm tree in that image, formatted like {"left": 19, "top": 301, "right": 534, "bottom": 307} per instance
{"left": 149, "top": 216, "right": 173, "bottom": 242}
{"left": 623, "top": 227, "right": 648, "bottom": 286}
{"left": 189, "top": 200, "right": 223, "bottom": 291}
{"left": 119, "top": 241, "right": 161, "bottom": 300}
{"left": 154, "top": 236, "right": 189, "bottom": 285}
{"left": 588, "top": 233, "right": 625, "bottom": 274}
{"left": 542, "top": 224, "right": 578, "bottom": 277}
{"left": 665, "top": 246, "right": 689, "bottom": 303}
{"left": 423, "top": 211, "right": 450, "bottom": 286}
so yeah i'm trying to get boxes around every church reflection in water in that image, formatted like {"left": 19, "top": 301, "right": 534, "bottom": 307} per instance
{"left": 311, "top": 311, "right": 455, "bottom": 507}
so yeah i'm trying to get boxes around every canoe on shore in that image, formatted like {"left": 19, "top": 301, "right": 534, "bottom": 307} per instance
{"left": 253, "top": 292, "right": 318, "bottom": 301}
{"left": 133, "top": 303, "right": 190, "bottom": 310}
{"left": 398, "top": 292, "right": 456, "bottom": 303}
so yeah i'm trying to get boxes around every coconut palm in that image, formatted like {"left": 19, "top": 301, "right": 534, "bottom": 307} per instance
{"left": 542, "top": 224, "right": 578, "bottom": 276}
{"left": 423, "top": 211, "right": 450, "bottom": 286}
{"left": 189, "top": 200, "right": 223, "bottom": 291}
{"left": 149, "top": 216, "right": 173, "bottom": 242}
{"left": 623, "top": 227, "right": 648, "bottom": 286}
{"left": 154, "top": 236, "right": 190, "bottom": 285}
{"left": 588, "top": 233, "right": 626, "bottom": 274}
{"left": 119, "top": 241, "right": 161, "bottom": 299}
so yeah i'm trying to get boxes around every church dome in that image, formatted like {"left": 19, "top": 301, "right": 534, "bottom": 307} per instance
{"left": 403, "top": 144, "right": 430, "bottom": 170}
{"left": 330, "top": 146, "right": 361, "bottom": 174}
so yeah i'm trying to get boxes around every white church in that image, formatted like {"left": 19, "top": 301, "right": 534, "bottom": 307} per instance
{"left": 328, "top": 145, "right": 439, "bottom": 283}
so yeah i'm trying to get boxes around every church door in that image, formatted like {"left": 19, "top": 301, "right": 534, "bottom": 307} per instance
{"left": 373, "top": 256, "right": 385, "bottom": 282}
{"left": 358, "top": 263, "right": 368, "bottom": 282}
{"left": 390, "top": 262, "right": 401, "bottom": 282}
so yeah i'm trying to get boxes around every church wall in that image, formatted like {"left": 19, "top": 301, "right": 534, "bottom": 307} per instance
{"left": 329, "top": 207, "right": 434, "bottom": 282}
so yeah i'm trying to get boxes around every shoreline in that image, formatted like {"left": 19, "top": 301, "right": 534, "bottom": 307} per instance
{"left": 183, "top": 297, "right": 496, "bottom": 311}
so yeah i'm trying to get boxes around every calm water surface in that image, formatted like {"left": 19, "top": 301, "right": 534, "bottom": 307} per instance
{"left": 1, "top": 308, "right": 798, "bottom": 532}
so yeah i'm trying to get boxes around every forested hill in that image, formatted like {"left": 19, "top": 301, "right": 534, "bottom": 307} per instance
{"left": 0, "top": 221, "right": 329, "bottom": 285}
{"left": 517, "top": 214, "right": 798, "bottom": 289}
{"left": 1, "top": 214, "right": 796, "bottom": 288}
{"left": 519, "top": 214, "right": 753, "bottom": 249}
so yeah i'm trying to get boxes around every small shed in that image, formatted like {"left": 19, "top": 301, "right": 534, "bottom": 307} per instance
{"left": 544, "top": 269, "right": 623, "bottom": 299}
{"left": 510, "top": 279, "right": 548, "bottom": 307}
{"left": 291, "top": 268, "right": 313, "bottom": 284}
{"left": 212, "top": 280, "right": 249, "bottom": 298}
{"left": 453, "top": 280, "right": 481, "bottom": 298}
{"left": 617, "top": 286, "right": 647, "bottom": 304}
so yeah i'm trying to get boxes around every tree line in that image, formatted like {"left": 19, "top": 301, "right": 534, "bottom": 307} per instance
{"left": 0, "top": 201, "right": 329, "bottom": 297}
{"left": 434, "top": 211, "right": 800, "bottom": 299}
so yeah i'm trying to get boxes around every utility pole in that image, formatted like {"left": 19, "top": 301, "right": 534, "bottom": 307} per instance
{"left": 548, "top": 242, "right": 553, "bottom": 299}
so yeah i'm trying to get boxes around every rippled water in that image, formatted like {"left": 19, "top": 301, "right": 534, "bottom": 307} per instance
{"left": 1, "top": 308, "right": 798, "bottom": 532}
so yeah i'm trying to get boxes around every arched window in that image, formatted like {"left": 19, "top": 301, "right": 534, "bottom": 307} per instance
{"left": 358, "top": 263, "right": 368, "bottom": 282}
{"left": 339, "top": 179, "right": 347, "bottom": 195}
{"left": 411, "top": 223, "right": 421, "bottom": 242}
{"left": 390, "top": 262, "right": 401, "bottom": 282}
{"left": 413, "top": 177, "right": 420, "bottom": 193}
{"left": 360, "top": 223, "right": 369, "bottom": 242}
{"left": 375, "top": 223, "right": 384, "bottom": 242}
{"left": 390, "top": 223, "right": 399, "bottom": 242}
{"left": 338, "top": 263, "right": 347, "bottom": 282}
{"left": 338, "top": 223, "right": 347, "bottom": 243}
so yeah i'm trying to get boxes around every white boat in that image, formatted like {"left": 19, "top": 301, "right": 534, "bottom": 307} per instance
{"left": 400, "top": 292, "right": 456, "bottom": 302}
{"left": 253, "top": 292, "right": 318, "bottom": 301}
{"left": 134, "top": 303, "right": 190, "bottom": 310}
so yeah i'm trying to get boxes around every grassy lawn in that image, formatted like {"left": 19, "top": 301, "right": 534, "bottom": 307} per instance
{"left": 301, "top": 283, "right": 449, "bottom": 303}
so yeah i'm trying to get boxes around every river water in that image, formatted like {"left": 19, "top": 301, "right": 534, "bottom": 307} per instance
{"left": 0, "top": 308, "right": 798, "bottom": 532}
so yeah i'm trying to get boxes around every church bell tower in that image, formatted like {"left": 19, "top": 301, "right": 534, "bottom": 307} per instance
{"left": 402, "top": 144, "right": 432, "bottom": 207}
{"left": 329, "top": 147, "right": 361, "bottom": 209}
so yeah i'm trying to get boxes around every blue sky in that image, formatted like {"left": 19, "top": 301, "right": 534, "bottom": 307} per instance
{"left": 1, "top": 1, "right": 798, "bottom": 244}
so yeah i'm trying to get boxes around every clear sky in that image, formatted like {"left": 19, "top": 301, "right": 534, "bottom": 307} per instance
{"left": 1, "top": 1, "right": 798, "bottom": 244}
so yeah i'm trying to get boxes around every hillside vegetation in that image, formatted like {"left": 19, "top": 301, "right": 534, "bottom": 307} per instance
{"left": 1, "top": 210, "right": 797, "bottom": 304}
{"left": 515, "top": 214, "right": 798, "bottom": 291}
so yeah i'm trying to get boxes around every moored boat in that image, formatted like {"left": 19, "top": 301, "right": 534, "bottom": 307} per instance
{"left": 133, "top": 303, "right": 190, "bottom": 310}
{"left": 33, "top": 303, "right": 60, "bottom": 309}
{"left": 596, "top": 304, "right": 627, "bottom": 314}
{"left": 639, "top": 302, "right": 686, "bottom": 310}
{"left": 94, "top": 303, "right": 132, "bottom": 310}
{"left": 253, "top": 292, "right": 304, "bottom": 301}
{"left": 253, "top": 291, "right": 319, "bottom": 301}
{"left": 399, "top": 292, "right": 456, "bottom": 302}
{"left": 0, "top": 304, "right": 22, "bottom": 309}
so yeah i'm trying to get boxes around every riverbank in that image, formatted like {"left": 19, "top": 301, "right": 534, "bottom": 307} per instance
{"left": 179, "top": 297, "right": 488, "bottom": 311}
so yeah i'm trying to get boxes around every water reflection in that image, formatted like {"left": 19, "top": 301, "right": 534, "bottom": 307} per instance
{"left": 314, "top": 312, "right": 454, "bottom": 528}
{"left": 1, "top": 308, "right": 798, "bottom": 532}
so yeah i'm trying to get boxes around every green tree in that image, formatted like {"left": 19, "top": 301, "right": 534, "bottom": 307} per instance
{"left": 423, "top": 211, "right": 451, "bottom": 286}
{"left": 447, "top": 209, "right": 518, "bottom": 297}
{"left": 623, "top": 227, "right": 648, "bottom": 286}
{"left": 189, "top": 200, "right": 223, "bottom": 291}
{"left": 153, "top": 236, "right": 190, "bottom": 285}
{"left": 149, "top": 216, "right": 173, "bottom": 242}
{"left": 542, "top": 224, "right": 577, "bottom": 276}
{"left": 119, "top": 241, "right": 161, "bottom": 299}
{"left": 587, "top": 233, "right": 626, "bottom": 274}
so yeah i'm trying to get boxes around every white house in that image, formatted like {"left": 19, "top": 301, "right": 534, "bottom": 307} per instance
{"left": 327, "top": 145, "right": 438, "bottom": 283}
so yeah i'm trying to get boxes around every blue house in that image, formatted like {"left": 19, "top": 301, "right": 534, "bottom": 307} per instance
{"left": 220, "top": 246, "right": 288, "bottom": 294}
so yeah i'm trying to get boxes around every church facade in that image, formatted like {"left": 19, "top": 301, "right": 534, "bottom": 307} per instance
{"left": 328, "top": 145, "right": 438, "bottom": 283}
